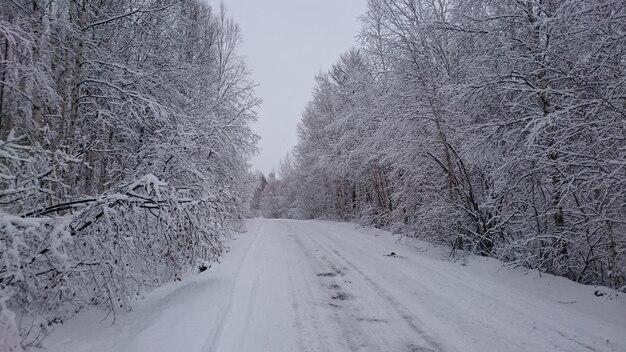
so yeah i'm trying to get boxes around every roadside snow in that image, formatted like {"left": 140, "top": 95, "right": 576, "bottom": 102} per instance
{"left": 41, "top": 219, "right": 626, "bottom": 352}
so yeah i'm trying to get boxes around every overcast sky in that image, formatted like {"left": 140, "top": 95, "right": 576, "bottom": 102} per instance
{"left": 218, "top": 0, "right": 367, "bottom": 175}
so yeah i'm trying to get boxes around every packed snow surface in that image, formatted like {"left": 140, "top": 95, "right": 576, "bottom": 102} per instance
{"left": 43, "top": 219, "right": 626, "bottom": 352}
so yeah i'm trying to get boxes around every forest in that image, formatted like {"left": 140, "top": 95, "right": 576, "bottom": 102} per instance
{"left": 2, "top": 0, "right": 626, "bottom": 351}
{"left": 251, "top": 0, "right": 626, "bottom": 295}
{"left": 1, "top": 0, "right": 258, "bottom": 349}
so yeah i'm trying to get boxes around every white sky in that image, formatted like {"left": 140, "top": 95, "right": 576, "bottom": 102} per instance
{"left": 217, "top": 0, "right": 367, "bottom": 175}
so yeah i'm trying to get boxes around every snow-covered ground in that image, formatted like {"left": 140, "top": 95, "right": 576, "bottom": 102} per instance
{"left": 43, "top": 219, "right": 626, "bottom": 352}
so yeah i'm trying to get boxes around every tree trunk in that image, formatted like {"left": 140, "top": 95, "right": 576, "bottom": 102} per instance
{"left": 31, "top": 0, "right": 44, "bottom": 137}
{"left": 0, "top": 15, "right": 12, "bottom": 139}
{"left": 67, "top": 0, "right": 86, "bottom": 152}
{"left": 606, "top": 221, "right": 623, "bottom": 289}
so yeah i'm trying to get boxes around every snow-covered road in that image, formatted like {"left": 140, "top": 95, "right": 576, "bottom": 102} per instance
{"left": 45, "top": 219, "right": 626, "bottom": 352}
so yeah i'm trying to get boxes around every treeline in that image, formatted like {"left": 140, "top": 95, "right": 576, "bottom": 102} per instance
{"left": 260, "top": 0, "right": 626, "bottom": 291}
{"left": 0, "top": 0, "right": 257, "bottom": 349}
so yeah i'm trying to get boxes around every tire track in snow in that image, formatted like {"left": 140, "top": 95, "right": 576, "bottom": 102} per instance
{"left": 308, "top": 221, "right": 619, "bottom": 352}
{"left": 297, "top": 228, "right": 444, "bottom": 352}
{"left": 287, "top": 223, "right": 372, "bottom": 352}
{"left": 286, "top": 235, "right": 338, "bottom": 352}
{"left": 203, "top": 221, "right": 264, "bottom": 352}
{"left": 288, "top": 221, "right": 438, "bottom": 351}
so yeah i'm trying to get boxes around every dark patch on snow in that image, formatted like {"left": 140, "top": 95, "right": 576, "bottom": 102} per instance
{"left": 407, "top": 344, "right": 436, "bottom": 352}
{"left": 318, "top": 265, "right": 343, "bottom": 277}
{"left": 328, "top": 283, "right": 341, "bottom": 290}
{"left": 384, "top": 252, "right": 406, "bottom": 258}
{"left": 356, "top": 317, "right": 386, "bottom": 323}
{"left": 329, "top": 264, "right": 344, "bottom": 275}
{"left": 198, "top": 264, "right": 208, "bottom": 273}
{"left": 331, "top": 292, "right": 350, "bottom": 301}
{"left": 329, "top": 303, "right": 342, "bottom": 308}
{"left": 317, "top": 272, "right": 337, "bottom": 277}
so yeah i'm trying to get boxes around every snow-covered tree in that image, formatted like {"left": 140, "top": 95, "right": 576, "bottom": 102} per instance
{"left": 283, "top": 0, "right": 626, "bottom": 292}
{"left": 1, "top": 1, "right": 258, "bottom": 349}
